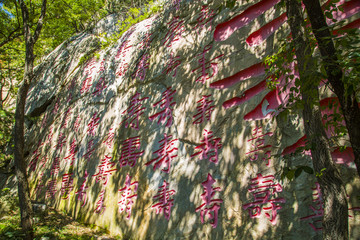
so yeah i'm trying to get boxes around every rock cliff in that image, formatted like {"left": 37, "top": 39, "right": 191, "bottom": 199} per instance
{"left": 23, "top": 0, "right": 360, "bottom": 239}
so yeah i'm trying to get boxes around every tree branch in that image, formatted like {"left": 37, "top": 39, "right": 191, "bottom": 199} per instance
{"left": 0, "top": 27, "right": 22, "bottom": 48}
{"left": 32, "top": 0, "right": 47, "bottom": 43}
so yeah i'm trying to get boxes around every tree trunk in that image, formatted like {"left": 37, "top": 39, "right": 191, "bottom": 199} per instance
{"left": 285, "top": 0, "right": 349, "bottom": 239}
{"left": 302, "top": 0, "right": 360, "bottom": 178}
{"left": 14, "top": 79, "right": 33, "bottom": 240}
{"left": 14, "top": 0, "right": 47, "bottom": 239}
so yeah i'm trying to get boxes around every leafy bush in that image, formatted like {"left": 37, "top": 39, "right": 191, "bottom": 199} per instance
{"left": 0, "top": 108, "right": 14, "bottom": 170}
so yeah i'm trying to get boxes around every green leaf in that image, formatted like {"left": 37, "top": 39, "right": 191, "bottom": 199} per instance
{"left": 302, "top": 166, "right": 314, "bottom": 174}
{"left": 286, "top": 169, "right": 295, "bottom": 181}
{"left": 295, "top": 167, "right": 303, "bottom": 178}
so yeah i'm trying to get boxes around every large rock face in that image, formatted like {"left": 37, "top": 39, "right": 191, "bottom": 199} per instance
{"left": 24, "top": 0, "right": 360, "bottom": 239}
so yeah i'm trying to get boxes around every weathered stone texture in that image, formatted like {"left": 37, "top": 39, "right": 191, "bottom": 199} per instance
{"left": 24, "top": 0, "right": 360, "bottom": 239}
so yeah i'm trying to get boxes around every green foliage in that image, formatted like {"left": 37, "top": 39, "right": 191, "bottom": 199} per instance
{"left": 0, "top": 108, "right": 14, "bottom": 169}
{"left": 281, "top": 165, "right": 314, "bottom": 181}
{"left": 315, "top": 168, "right": 327, "bottom": 178}
{"left": 0, "top": 203, "right": 118, "bottom": 239}
{"left": 334, "top": 28, "right": 360, "bottom": 97}
{"left": 100, "top": 0, "right": 164, "bottom": 50}
{"left": 0, "top": 188, "right": 18, "bottom": 213}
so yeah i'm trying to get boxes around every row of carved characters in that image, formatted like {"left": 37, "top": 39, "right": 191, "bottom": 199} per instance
{"left": 210, "top": 0, "right": 360, "bottom": 231}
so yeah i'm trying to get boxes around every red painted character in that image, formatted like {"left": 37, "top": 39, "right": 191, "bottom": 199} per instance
{"left": 196, "top": 173, "right": 223, "bottom": 228}
{"left": 61, "top": 173, "right": 74, "bottom": 200}
{"left": 92, "top": 155, "right": 117, "bottom": 186}
{"left": 54, "top": 132, "right": 67, "bottom": 153}
{"left": 73, "top": 116, "right": 81, "bottom": 132}
{"left": 119, "top": 136, "right": 144, "bottom": 168}
{"left": 246, "top": 126, "right": 273, "bottom": 166}
{"left": 118, "top": 174, "right": 138, "bottom": 219}
{"left": 64, "top": 138, "right": 77, "bottom": 166}
{"left": 300, "top": 182, "right": 323, "bottom": 231}
{"left": 192, "top": 44, "right": 223, "bottom": 84}
{"left": 87, "top": 112, "right": 100, "bottom": 136}
{"left": 60, "top": 107, "right": 72, "bottom": 128}
{"left": 92, "top": 77, "right": 107, "bottom": 96}
{"left": 191, "top": 129, "right": 222, "bottom": 164}
{"left": 162, "top": 17, "right": 185, "bottom": 47}
{"left": 162, "top": 51, "right": 181, "bottom": 77}
{"left": 50, "top": 157, "right": 61, "bottom": 177}
{"left": 75, "top": 171, "right": 89, "bottom": 207}
{"left": 149, "top": 87, "right": 176, "bottom": 128}
{"left": 83, "top": 139, "right": 95, "bottom": 162}
{"left": 242, "top": 173, "right": 285, "bottom": 225}
{"left": 193, "top": 95, "right": 215, "bottom": 124}
{"left": 152, "top": 180, "right": 176, "bottom": 220}
{"left": 103, "top": 128, "right": 116, "bottom": 150}
{"left": 94, "top": 189, "right": 106, "bottom": 215}
{"left": 194, "top": 5, "right": 215, "bottom": 32}
{"left": 46, "top": 179, "right": 57, "bottom": 198}
{"left": 145, "top": 133, "right": 178, "bottom": 173}
{"left": 132, "top": 53, "right": 150, "bottom": 82}
{"left": 121, "top": 92, "right": 148, "bottom": 130}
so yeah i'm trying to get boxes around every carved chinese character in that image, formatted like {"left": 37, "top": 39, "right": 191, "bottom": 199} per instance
{"left": 64, "top": 138, "right": 78, "bottom": 166}
{"left": 67, "top": 78, "right": 76, "bottom": 103}
{"left": 192, "top": 44, "right": 223, "bottom": 84}
{"left": 132, "top": 53, "right": 150, "bottom": 82}
{"left": 243, "top": 173, "right": 285, "bottom": 225}
{"left": 87, "top": 112, "right": 100, "bottom": 136}
{"left": 162, "top": 17, "right": 185, "bottom": 47}
{"left": 75, "top": 171, "right": 89, "bottom": 207}
{"left": 139, "top": 31, "right": 153, "bottom": 50}
{"left": 73, "top": 116, "right": 81, "bottom": 132}
{"left": 28, "top": 140, "right": 43, "bottom": 172}
{"left": 116, "top": 61, "right": 129, "bottom": 77}
{"left": 191, "top": 129, "right": 222, "bottom": 164}
{"left": 95, "top": 189, "right": 106, "bottom": 215}
{"left": 119, "top": 136, "right": 144, "bottom": 168}
{"left": 60, "top": 107, "right": 72, "bottom": 128}
{"left": 80, "top": 76, "right": 93, "bottom": 94}
{"left": 194, "top": 5, "right": 215, "bottom": 32}
{"left": 81, "top": 58, "right": 98, "bottom": 95}
{"left": 92, "top": 77, "right": 107, "bottom": 96}
{"left": 115, "top": 40, "right": 132, "bottom": 60}
{"left": 41, "top": 113, "right": 48, "bottom": 129}
{"left": 92, "top": 155, "right": 117, "bottom": 186}
{"left": 83, "top": 58, "right": 97, "bottom": 76}
{"left": 116, "top": 40, "right": 132, "bottom": 77}
{"left": 97, "top": 59, "right": 105, "bottom": 73}
{"left": 193, "top": 95, "right": 215, "bottom": 124}
{"left": 118, "top": 174, "right": 138, "bottom": 219}
{"left": 61, "top": 173, "right": 74, "bottom": 200}
{"left": 162, "top": 52, "right": 181, "bottom": 77}
{"left": 300, "top": 182, "right": 323, "bottom": 231}
{"left": 172, "top": 0, "right": 182, "bottom": 10}
{"left": 145, "top": 133, "right": 178, "bottom": 173}
{"left": 246, "top": 126, "right": 273, "bottom": 166}
{"left": 39, "top": 155, "right": 48, "bottom": 169}
{"left": 46, "top": 127, "right": 53, "bottom": 145}
{"left": 121, "top": 92, "right": 148, "bottom": 130}
{"left": 50, "top": 157, "right": 61, "bottom": 176}
{"left": 103, "top": 128, "right": 115, "bottom": 150}
{"left": 152, "top": 180, "right": 175, "bottom": 220}
{"left": 83, "top": 139, "right": 95, "bottom": 161}
{"left": 53, "top": 98, "right": 60, "bottom": 115}
{"left": 149, "top": 87, "right": 176, "bottom": 128}
{"left": 196, "top": 173, "right": 223, "bottom": 228}
{"left": 54, "top": 132, "right": 67, "bottom": 152}
{"left": 46, "top": 179, "right": 57, "bottom": 198}
{"left": 35, "top": 172, "right": 45, "bottom": 194}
